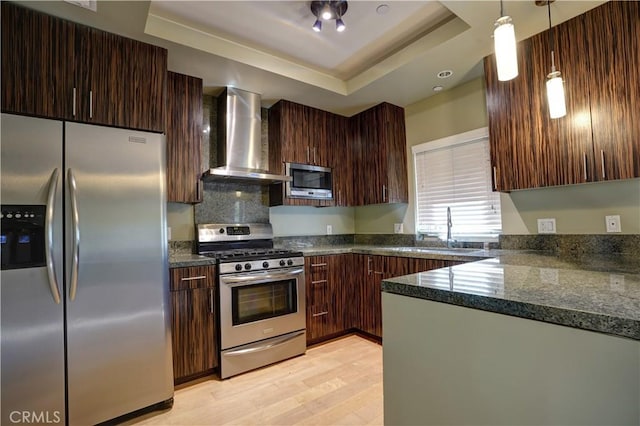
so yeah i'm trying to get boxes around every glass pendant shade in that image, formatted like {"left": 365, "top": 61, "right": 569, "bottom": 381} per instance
{"left": 494, "top": 16, "right": 518, "bottom": 81}
{"left": 546, "top": 70, "right": 566, "bottom": 118}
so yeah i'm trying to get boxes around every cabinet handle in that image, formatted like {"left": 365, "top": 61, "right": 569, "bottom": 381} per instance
{"left": 382, "top": 185, "right": 387, "bottom": 202}
{"left": 89, "top": 90, "right": 93, "bottom": 118}
{"left": 307, "top": 146, "right": 310, "bottom": 163}
{"left": 312, "top": 311, "right": 328, "bottom": 317}
{"left": 583, "top": 153, "right": 588, "bottom": 181}
{"left": 72, "top": 87, "right": 77, "bottom": 117}
{"left": 492, "top": 166, "right": 497, "bottom": 191}
{"left": 313, "top": 148, "right": 317, "bottom": 165}
{"left": 181, "top": 275, "right": 207, "bottom": 281}
{"left": 311, "top": 263, "right": 327, "bottom": 267}
{"left": 600, "top": 150, "right": 606, "bottom": 179}
{"left": 367, "top": 257, "right": 372, "bottom": 275}
{"left": 374, "top": 271, "right": 384, "bottom": 275}
{"left": 210, "top": 288, "right": 214, "bottom": 314}
{"left": 311, "top": 279, "right": 328, "bottom": 285}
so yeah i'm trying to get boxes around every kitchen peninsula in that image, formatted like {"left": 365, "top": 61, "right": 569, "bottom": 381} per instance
{"left": 381, "top": 252, "right": 640, "bottom": 425}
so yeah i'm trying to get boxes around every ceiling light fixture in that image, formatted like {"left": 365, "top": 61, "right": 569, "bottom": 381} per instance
{"left": 311, "top": 1, "right": 348, "bottom": 33}
{"left": 544, "top": 0, "right": 566, "bottom": 119}
{"left": 493, "top": 0, "right": 518, "bottom": 81}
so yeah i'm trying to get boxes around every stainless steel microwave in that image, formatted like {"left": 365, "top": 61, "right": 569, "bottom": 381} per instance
{"left": 285, "top": 163, "right": 333, "bottom": 200}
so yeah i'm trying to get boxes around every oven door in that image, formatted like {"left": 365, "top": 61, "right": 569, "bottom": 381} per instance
{"left": 219, "top": 267, "right": 305, "bottom": 350}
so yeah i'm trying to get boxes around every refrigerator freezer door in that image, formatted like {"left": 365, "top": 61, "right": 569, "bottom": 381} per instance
{"left": 64, "top": 123, "right": 173, "bottom": 425}
{"left": 1, "top": 114, "right": 65, "bottom": 425}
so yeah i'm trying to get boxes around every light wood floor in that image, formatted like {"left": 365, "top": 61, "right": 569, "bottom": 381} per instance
{"left": 125, "top": 335, "right": 383, "bottom": 426}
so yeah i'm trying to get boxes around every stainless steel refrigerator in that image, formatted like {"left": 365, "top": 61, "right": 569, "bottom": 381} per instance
{"left": 1, "top": 113, "right": 174, "bottom": 425}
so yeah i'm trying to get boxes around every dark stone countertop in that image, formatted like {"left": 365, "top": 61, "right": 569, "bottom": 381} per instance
{"left": 382, "top": 252, "right": 640, "bottom": 341}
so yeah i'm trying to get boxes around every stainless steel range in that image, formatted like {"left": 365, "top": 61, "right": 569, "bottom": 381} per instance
{"left": 197, "top": 223, "right": 306, "bottom": 379}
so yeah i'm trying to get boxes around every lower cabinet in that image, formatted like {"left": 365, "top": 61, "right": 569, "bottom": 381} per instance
{"left": 169, "top": 265, "right": 217, "bottom": 384}
{"left": 305, "top": 255, "right": 349, "bottom": 344}
{"left": 306, "top": 254, "right": 463, "bottom": 344}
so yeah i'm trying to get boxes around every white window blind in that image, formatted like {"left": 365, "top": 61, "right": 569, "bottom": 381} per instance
{"left": 413, "top": 128, "right": 501, "bottom": 241}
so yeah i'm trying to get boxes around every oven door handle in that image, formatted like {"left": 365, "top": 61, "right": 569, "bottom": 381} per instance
{"left": 221, "top": 268, "right": 304, "bottom": 285}
{"left": 223, "top": 331, "right": 305, "bottom": 357}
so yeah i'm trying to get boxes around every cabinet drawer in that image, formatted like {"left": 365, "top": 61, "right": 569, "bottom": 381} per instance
{"left": 170, "top": 266, "right": 216, "bottom": 291}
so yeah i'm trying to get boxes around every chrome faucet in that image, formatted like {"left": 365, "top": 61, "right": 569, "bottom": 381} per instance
{"left": 446, "top": 206, "right": 453, "bottom": 248}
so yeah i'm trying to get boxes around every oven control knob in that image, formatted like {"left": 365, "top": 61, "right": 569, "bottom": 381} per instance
{"left": 219, "top": 228, "right": 225, "bottom": 234}
{"left": 262, "top": 261, "right": 269, "bottom": 268}
{"left": 279, "top": 260, "right": 286, "bottom": 267}
{"left": 235, "top": 264, "right": 243, "bottom": 271}
{"left": 287, "top": 259, "right": 294, "bottom": 266}
{"left": 244, "top": 263, "right": 252, "bottom": 270}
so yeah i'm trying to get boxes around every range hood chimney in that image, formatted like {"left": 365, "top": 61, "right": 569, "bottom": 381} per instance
{"left": 202, "top": 87, "right": 290, "bottom": 184}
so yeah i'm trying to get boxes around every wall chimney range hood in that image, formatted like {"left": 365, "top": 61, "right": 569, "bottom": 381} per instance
{"left": 202, "top": 87, "right": 290, "bottom": 184}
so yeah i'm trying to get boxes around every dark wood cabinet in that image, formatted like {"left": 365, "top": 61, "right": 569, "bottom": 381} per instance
{"left": 584, "top": 1, "right": 640, "bottom": 181}
{"left": 352, "top": 103, "right": 408, "bottom": 205}
{"left": 166, "top": 71, "right": 203, "bottom": 203}
{"left": 169, "top": 265, "right": 217, "bottom": 384}
{"left": 305, "top": 255, "right": 349, "bottom": 344}
{"left": 1, "top": 2, "right": 167, "bottom": 132}
{"left": 268, "top": 99, "right": 337, "bottom": 207}
{"left": 484, "top": 1, "right": 639, "bottom": 191}
{"left": 1, "top": 2, "right": 75, "bottom": 119}
{"left": 329, "top": 114, "right": 354, "bottom": 206}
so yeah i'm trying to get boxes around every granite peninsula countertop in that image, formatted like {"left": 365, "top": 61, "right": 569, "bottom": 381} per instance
{"left": 169, "top": 253, "right": 217, "bottom": 268}
{"left": 382, "top": 252, "right": 640, "bottom": 341}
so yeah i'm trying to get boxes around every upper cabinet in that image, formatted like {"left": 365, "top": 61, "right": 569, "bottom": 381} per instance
{"left": 584, "top": 1, "right": 640, "bottom": 181}
{"left": 268, "top": 99, "right": 330, "bottom": 169}
{"left": 166, "top": 71, "right": 203, "bottom": 203}
{"left": 268, "top": 99, "right": 408, "bottom": 207}
{"left": 1, "top": 2, "right": 167, "bottom": 132}
{"left": 352, "top": 103, "right": 408, "bottom": 205}
{"left": 484, "top": 1, "right": 639, "bottom": 191}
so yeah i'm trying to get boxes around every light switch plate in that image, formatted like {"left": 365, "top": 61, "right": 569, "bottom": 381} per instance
{"left": 605, "top": 215, "right": 621, "bottom": 233}
{"left": 537, "top": 218, "right": 556, "bottom": 234}
{"left": 394, "top": 223, "right": 404, "bottom": 234}
{"left": 167, "top": 226, "right": 172, "bottom": 241}
{"left": 326, "top": 225, "right": 333, "bottom": 235}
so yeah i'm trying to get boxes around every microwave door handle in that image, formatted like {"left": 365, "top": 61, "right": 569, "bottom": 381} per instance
{"left": 221, "top": 268, "right": 304, "bottom": 285}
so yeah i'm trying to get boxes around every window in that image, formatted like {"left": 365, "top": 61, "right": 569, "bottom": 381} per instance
{"left": 413, "top": 128, "right": 501, "bottom": 241}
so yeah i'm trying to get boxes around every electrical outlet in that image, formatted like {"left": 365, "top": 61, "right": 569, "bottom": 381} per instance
{"left": 394, "top": 223, "right": 404, "bottom": 234}
{"left": 605, "top": 215, "right": 621, "bottom": 233}
{"left": 537, "top": 218, "right": 556, "bottom": 234}
{"left": 326, "top": 225, "right": 333, "bottom": 235}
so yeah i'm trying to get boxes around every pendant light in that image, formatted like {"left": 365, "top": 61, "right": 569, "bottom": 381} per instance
{"left": 545, "top": 1, "right": 566, "bottom": 118}
{"left": 493, "top": 0, "right": 518, "bottom": 81}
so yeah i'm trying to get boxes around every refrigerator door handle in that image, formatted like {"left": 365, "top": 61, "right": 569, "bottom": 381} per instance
{"left": 45, "top": 168, "right": 62, "bottom": 304}
{"left": 68, "top": 168, "right": 80, "bottom": 301}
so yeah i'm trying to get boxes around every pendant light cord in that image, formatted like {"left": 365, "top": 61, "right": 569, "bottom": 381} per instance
{"left": 548, "top": 1, "right": 556, "bottom": 72}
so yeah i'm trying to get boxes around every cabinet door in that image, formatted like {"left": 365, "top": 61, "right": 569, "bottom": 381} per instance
{"left": 382, "top": 104, "right": 409, "bottom": 203}
{"left": 585, "top": 1, "right": 640, "bottom": 181}
{"left": 305, "top": 256, "right": 331, "bottom": 342}
{"left": 169, "top": 266, "right": 217, "bottom": 383}
{"left": 170, "top": 288, "right": 216, "bottom": 382}
{"left": 407, "top": 258, "right": 448, "bottom": 274}
{"left": 353, "top": 109, "right": 383, "bottom": 205}
{"left": 74, "top": 27, "right": 125, "bottom": 126}
{"left": 120, "top": 38, "right": 167, "bottom": 132}
{"left": 166, "top": 71, "right": 203, "bottom": 203}
{"left": 275, "top": 100, "right": 308, "bottom": 165}
{"left": 1, "top": 2, "right": 75, "bottom": 119}
{"left": 329, "top": 114, "right": 354, "bottom": 206}
{"left": 358, "top": 255, "right": 384, "bottom": 338}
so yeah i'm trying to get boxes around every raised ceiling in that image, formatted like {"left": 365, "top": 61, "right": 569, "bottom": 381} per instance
{"left": 16, "top": 0, "right": 606, "bottom": 115}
